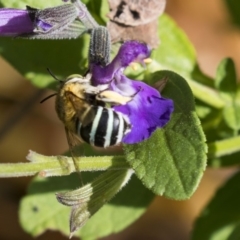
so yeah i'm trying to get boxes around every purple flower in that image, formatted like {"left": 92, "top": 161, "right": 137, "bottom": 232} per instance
{"left": 91, "top": 41, "right": 174, "bottom": 144}
{"left": 0, "top": 4, "right": 84, "bottom": 39}
{"left": 0, "top": 8, "right": 34, "bottom": 35}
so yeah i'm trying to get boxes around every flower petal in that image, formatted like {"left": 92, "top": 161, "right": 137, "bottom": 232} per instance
{"left": 31, "top": 4, "right": 78, "bottom": 33}
{"left": 116, "top": 40, "right": 151, "bottom": 67}
{"left": 91, "top": 41, "right": 151, "bottom": 85}
{"left": 113, "top": 75, "right": 174, "bottom": 144}
{"left": 35, "top": 18, "right": 52, "bottom": 32}
{"left": 0, "top": 9, "right": 34, "bottom": 35}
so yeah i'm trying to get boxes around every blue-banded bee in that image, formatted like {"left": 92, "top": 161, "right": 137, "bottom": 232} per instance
{"left": 55, "top": 74, "right": 131, "bottom": 148}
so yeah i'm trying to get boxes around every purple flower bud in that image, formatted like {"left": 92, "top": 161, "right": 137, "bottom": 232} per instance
{"left": 0, "top": 4, "right": 84, "bottom": 39}
{"left": 0, "top": 8, "right": 34, "bottom": 36}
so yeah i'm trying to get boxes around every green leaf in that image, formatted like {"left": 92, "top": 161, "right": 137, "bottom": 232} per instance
{"left": 224, "top": 0, "right": 240, "bottom": 28}
{"left": 152, "top": 14, "right": 214, "bottom": 89}
{"left": 215, "top": 58, "right": 237, "bottom": 101}
{"left": 147, "top": 14, "right": 224, "bottom": 109}
{"left": 152, "top": 15, "right": 196, "bottom": 75}
{"left": 195, "top": 100, "right": 214, "bottom": 120}
{"left": 0, "top": 0, "right": 64, "bottom": 9}
{"left": 0, "top": 36, "right": 89, "bottom": 88}
{"left": 0, "top": 0, "right": 92, "bottom": 89}
{"left": 192, "top": 171, "right": 240, "bottom": 240}
{"left": 215, "top": 58, "right": 240, "bottom": 131}
{"left": 124, "top": 70, "right": 207, "bottom": 200}
{"left": 20, "top": 173, "right": 154, "bottom": 239}
{"left": 86, "top": 0, "right": 108, "bottom": 25}
{"left": 19, "top": 176, "right": 75, "bottom": 236}
{"left": 99, "top": 0, "right": 110, "bottom": 23}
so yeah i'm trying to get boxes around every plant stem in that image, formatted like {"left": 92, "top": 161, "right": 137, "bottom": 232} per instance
{"left": 2, "top": 135, "right": 240, "bottom": 179}
{"left": 187, "top": 79, "right": 225, "bottom": 109}
{"left": 0, "top": 151, "right": 129, "bottom": 178}
{"left": 148, "top": 62, "right": 225, "bottom": 109}
{"left": 208, "top": 136, "right": 240, "bottom": 158}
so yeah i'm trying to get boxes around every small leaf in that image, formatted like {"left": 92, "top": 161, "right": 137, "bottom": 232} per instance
{"left": 19, "top": 173, "right": 154, "bottom": 239}
{"left": 223, "top": 105, "right": 240, "bottom": 131}
{"left": 192, "top": 171, "right": 240, "bottom": 240}
{"left": 215, "top": 58, "right": 237, "bottom": 102}
{"left": 124, "top": 70, "right": 207, "bottom": 200}
{"left": 215, "top": 58, "right": 240, "bottom": 131}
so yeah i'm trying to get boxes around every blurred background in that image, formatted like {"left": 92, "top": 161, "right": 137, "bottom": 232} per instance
{"left": 0, "top": 0, "right": 239, "bottom": 239}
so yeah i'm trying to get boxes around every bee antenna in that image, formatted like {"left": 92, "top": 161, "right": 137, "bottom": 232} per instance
{"left": 46, "top": 68, "right": 64, "bottom": 83}
{"left": 40, "top": 93, "right": 57, "bottom": 104}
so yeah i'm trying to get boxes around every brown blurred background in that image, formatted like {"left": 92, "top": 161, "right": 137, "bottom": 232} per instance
{"left": 0, "top": 0, "right": 239, "bottom": 239}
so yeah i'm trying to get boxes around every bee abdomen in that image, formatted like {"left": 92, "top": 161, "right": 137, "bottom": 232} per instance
{"left": 77, "top": 106, "right": 130, "bottom": 147}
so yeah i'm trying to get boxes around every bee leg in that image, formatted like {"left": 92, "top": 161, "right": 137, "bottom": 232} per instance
{"left": 84, "top": 83, "right": 108, "bottom": 95}
{"left": 83, "top": 85, "right": 99, "bottom": 95}
{"left": 96, "top": 90, "right": 132, "bottom": 105}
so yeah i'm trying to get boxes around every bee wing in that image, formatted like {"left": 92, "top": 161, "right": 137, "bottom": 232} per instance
{"left": 64, "top": 105, "right": 96, "bottom": 186}
{"left": 65, "top": 127, "right": 84, "bottom": 185}
{"left": 79, "top": 107, "right": 96, "bottom": 127}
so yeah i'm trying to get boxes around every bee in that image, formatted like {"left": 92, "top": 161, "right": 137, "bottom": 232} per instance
{"left": 55, "top": 73, "right": 131, "bottom": 148}
{"left": 40, "top": 70, "right": 132, "bottom": 177}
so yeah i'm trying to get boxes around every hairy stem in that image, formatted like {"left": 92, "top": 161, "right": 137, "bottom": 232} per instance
{"left": 208, "top": 136, "right": 240, "bottom": 158}
{"left": 2, "top": 135, "right": 240, "bottom": 179}
{"left": 0, "top": 151, "right": 129, "bottom": 178}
